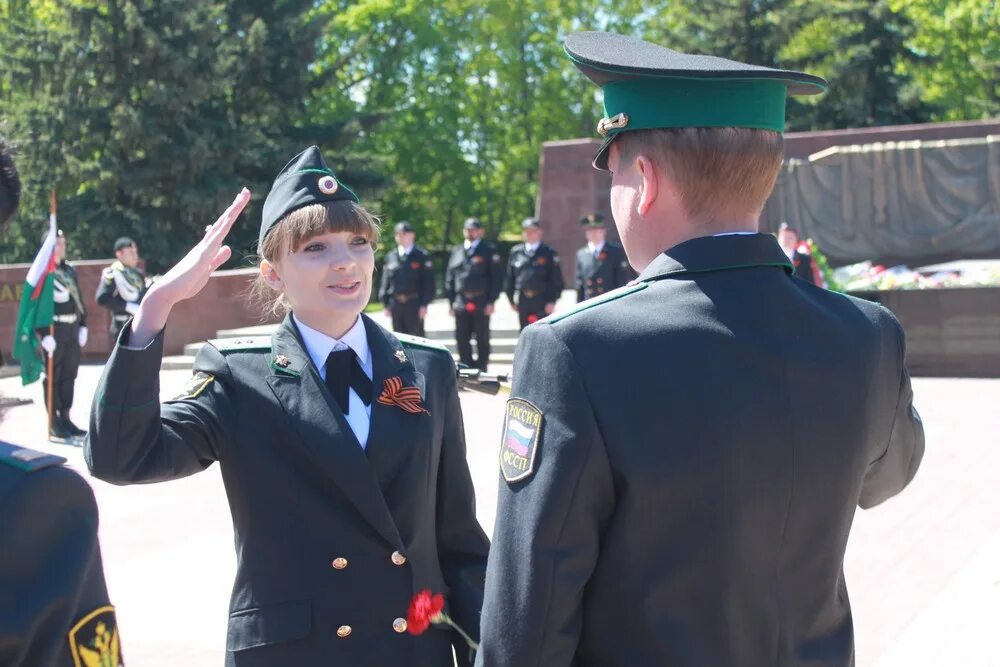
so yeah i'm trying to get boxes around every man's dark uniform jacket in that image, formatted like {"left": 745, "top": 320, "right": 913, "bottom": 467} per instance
{"left": 478, "top": 233, "right": 924, "bottom": 667}
{"left": 39, "top": 260, "right": 87, "bottom": 418}
{"left": 95, "top": 261, "right": 146, "bottom": 338}
{"left": 378, "top": 246, "right": 436, "bottom": 335}
{"left": 0, "top": 441, "right": 122, "bottom": 666}
{"left": 574, "top": 242, "right": 632, "bottom": 301}
{"left": 444, "top": 241, "right": 503, "bottom": 312}
{"left": 86, "top": 315, "right": 488, "bottom": 666}
{"left": 504, "top": 243, "right": 564, "bottom": 329}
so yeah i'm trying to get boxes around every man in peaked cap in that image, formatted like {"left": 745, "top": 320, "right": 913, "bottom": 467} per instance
{"left": 445, "top": 217, "right": 503, "bottom": 371}
{"left": 95, "top": 236, "right": 148, "bottom": 340}
{"left": 0, "top": 136, "right": 123, "bottom": 666}
{"left": 478, "top": 32, "right": 924, "bottom": 667}
{"left": 504, "top": 218, "right": 564, "bottom": 330}
{"left": 379, "top": 221, "right": 436, "bottom": 335}
{"left": 574, "top": 213, "right": 633, "bottom": 301}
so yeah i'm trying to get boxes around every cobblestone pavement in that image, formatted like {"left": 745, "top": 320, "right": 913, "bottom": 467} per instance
{"left": 1, "top": 367, "right": 996, "bottom": 665}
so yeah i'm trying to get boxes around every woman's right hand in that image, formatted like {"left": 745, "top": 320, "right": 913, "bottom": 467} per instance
{"left": 129, "top": 188, "right": 251, "bottom": 347}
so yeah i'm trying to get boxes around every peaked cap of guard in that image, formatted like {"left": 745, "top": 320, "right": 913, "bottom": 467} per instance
{"left": 259, "top": 146, "right": 359, "bottom": 249}
{"left": 564, "top": 32, "right": 828, "bottom": 170}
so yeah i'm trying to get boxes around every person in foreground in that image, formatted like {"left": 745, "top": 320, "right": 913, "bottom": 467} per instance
{"left": 86, "top": 146, "right": 489, "bottom": 666}
{"left": 477, "top": 32, "right": 924, "bottom": 667}
{"left": 0, "top": 136, "right": 122, "bottom": 666}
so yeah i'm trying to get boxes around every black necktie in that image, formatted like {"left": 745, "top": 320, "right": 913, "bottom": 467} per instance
{"left": 324, "top": 349, "right": 373, "bottom": 415}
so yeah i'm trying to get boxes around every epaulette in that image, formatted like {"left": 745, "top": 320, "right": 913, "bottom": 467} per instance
{"left": 545, "top": 281, "right": 648, "bottom": 323}
{"left": 110, "top": 260, "right": 125, "bottom": 271}
{"left": 209, "top": 336, "right": 272, "bottom": 353}
{"left": 393, "top": 332, "right": 449, "bottom": 354}
{"left": 0, "top": 440, "right": 66, "bottom": 473}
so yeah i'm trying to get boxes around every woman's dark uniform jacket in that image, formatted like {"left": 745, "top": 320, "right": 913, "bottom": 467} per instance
{"left": 85, "top": 314, "right": 489, "bottom": 666}
{"left": 0, "top": 442, "right": 121, "bottom": 666}
{"left": 478, "top": 234, "right": 925, "bottom": 667}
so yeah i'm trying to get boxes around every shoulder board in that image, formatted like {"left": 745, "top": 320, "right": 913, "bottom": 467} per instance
{"left": 0, "top": 441, "right": 66, "bottom": 473}
{"left": 110, "top": 260, "right": 124, "bottom": 271}
{"left": 393, "top": 332, "right": 449, "bottom": 354}
{"left": 545, "top": 282, "right": 648, "bottom": 324}
{"left": 209, "top": 336, "right": 272, "bottom": 353}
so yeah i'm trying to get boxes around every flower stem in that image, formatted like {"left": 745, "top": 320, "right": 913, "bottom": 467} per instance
{"left": 433, "top": 612, "right": 479, "bottom": 651}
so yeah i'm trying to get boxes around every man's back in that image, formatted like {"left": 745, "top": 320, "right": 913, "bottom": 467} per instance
{"left": 478, "top": 234, "right": 923, "bottom": 666}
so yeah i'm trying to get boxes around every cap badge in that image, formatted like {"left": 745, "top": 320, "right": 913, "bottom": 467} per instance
{"left": 274, "top": 354, "right": 291, "bottom": 368}
{"left": 597, "top": 112, "right": 629, "bottom": 137}
{"left": 317, "top": 174, "right": 339, "bottom": 195}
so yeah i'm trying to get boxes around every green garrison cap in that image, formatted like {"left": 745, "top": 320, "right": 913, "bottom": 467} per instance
{"left": 259, "top": 146, "right": 359, "bottom": 248}
{"left": 564, "top": 32, "right": 828, "bottom": 171}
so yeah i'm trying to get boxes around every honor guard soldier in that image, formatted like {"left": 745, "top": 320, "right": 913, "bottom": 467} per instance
{"left": 444, "top": 217, "right": 503, "bottom": 371}
{"left": 478, "top": 32, "right": 924, "bottom": 667}
{"left": 504, "top": 218, "right": 564, "bottom": 330}
{"left": 0, "top": 136, "right": 123, "bottom": 666}
{"left": 574, "top": 213, "right": 633, "bottom": 301}
{"left": 95, "top": 237, "right": 147, "bottom": 339}
{"left": 378, "top": 221, "right": 436, "bottom": 335}
{"left": 39, "top": 230, "right": 89, "bottom": 442}
{"left": 86, "top": 147, "right": 487, "bottom": 666}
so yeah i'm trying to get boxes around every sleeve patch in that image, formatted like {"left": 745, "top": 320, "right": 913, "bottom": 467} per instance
{"left": 68, "top": 605, "right": 123, "bottom": 667}
{"left": 168, "top": 371, "right": 214, "bottom": 402}
{"left": 500, "top": 398, "right": 543, "bottom": 483}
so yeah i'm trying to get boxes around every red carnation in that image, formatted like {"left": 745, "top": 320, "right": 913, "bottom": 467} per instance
{"left": 527, "top": 314, "right": 539, "bottom": 324}
{"left": 405, "top": 590, "right": 479, "bottom": 651}
{"left": 464, "top": 302, "right": 477, "bottom": 313}
{"left": 407, "top": 589, "right": 445, "bottom": 635}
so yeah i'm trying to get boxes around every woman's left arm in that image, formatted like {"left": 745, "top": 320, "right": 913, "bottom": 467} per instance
{"left": 435, "top": 356, "right": 490, "bottom": 656}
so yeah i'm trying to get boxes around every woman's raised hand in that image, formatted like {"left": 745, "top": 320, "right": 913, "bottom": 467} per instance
{"left": 129, "top": 188, "right": 251, "bottom": 347}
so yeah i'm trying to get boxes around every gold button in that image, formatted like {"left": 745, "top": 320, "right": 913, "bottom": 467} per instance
{"left": 390, "top": 551, "right": 407, "bottom": 566}
{"left": 336, "top": 625, "right": 352, "bottom": 638}
{"left": 331, "top": 557, "right": 348, "bottom": 570}
{"left": 393, "top": 617, "right": 408, "bottom": 633}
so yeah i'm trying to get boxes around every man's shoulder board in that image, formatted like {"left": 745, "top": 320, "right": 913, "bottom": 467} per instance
{"left": 500, "top": 398, "right": 543, "bottom": 483}
{"left": 167, "top": 371, "right": 215, "bottom": 402}
{"left": 0, "top": 440, "right": 67, "bottom": 473}
{"left": 394, "top": 332, "right": 449, "bottom": 354}
{"left": 209, "top": 336, "right": 271, "bottom": 354}
{"left": 545, "top": 282, "right": 648, "bottom": 324}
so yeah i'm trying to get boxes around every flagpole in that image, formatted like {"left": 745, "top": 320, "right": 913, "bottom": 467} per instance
{"left": 46, "top": 190, "right": 56, "bottom": 436}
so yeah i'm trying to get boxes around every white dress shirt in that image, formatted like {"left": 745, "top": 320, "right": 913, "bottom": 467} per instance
{"left": 587, "top": 241, "right": 605, "bottom": 257}
{"left": 464, "top": 239, "right": 481, "bottom": 252}
{"left": 398, "top": 244, "right": 414, "bottom": 258}
{"left": 524, "top": 241, "right": 540, "bottom": 256}
{"left": 294, "top": 314, "right": 373, "bottom": 449}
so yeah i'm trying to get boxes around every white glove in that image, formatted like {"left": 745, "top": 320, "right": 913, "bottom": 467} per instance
{"left": 40, "top": 335, "right": 56, "bottom": 354}
{"left": 125, "top": 302, "right": 140, "bottom": 315}
{"left": 78, "top": 327, "right": 88, "bottom": 347}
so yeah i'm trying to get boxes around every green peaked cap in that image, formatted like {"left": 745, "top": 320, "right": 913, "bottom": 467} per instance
{"left": 564, "top": 32, "right": 828, "bottom": 171}
{"left": 259, "top": 146, "right": 359, "bottom": 249}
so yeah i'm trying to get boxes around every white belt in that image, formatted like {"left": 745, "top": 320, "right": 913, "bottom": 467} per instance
{"left": 113, "top": 314, "right": 130, "bottom": 321}
{"left": 53, "top": 314, "right": 79, "bottom": 324}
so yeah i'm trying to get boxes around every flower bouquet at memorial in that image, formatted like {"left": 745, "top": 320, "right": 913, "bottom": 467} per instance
{"left": 406, "top": 589, "right": 478, "bottom": 655}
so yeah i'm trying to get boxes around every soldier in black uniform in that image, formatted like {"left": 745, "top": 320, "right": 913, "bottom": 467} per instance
{"left": 478, "top": 33, "right": 924, "bottom": 667}
{"left": 504, "top": 218, "right": 564, "bottom": 330}
{"left": 574, "top": 213, "right": 633, "bottom": 301}
{"left": 379, "top": 221, "right": 436, "bottom": 335}
{"left": 86, "top": 147, "right": 487, "bottom": 666}
{"left": 778, "top": 222, "right": 821, "bottom": 285}
{"left": 444, "top": 218, "right": 503, "bottom": 371}
{"left": 0, "top": 135, "right": 123, "bottom": 666}
{"left": 38, "top": 230, "right": 89, "bottom": 442}
{"left": 95, "top": 237, "right": 147, "bottom": 339}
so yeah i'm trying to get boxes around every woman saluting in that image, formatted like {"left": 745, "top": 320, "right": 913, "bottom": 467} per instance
{"left": 86, "top": 147, "right": 489, "bottom": 666}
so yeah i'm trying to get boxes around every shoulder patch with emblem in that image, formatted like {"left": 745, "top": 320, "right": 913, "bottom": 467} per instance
{"left": 500, "top": 398, "right": 543, "bottom": 483}
{"left": 167, "top": 371, "right": 214, "bottom": 402}
{"left": 545, "top": 281, "right": 648, "bottom": 324}
{"left": 68, "top": 605, "right": 123, "bottom": 667}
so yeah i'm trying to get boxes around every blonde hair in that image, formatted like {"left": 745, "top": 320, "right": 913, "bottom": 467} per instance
{"left": 616, "top": 127, "right": 784, "bottom": 224}
{"left": 249, "top": 200, "right": 381, "bottom": 318}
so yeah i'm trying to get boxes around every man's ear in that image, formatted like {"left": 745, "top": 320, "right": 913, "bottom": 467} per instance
{"left": 260, "top": 259, "right": 282, "bottom": 290}
{"left": 635, "top": 154, "right": 659, "bottom": 216}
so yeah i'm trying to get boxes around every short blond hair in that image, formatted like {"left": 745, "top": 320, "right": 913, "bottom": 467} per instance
{"left": 249, "top": 200, "right": 381, "bottom": 318}
{"left": 616, "top": 127, "right": 783, "bottom": 223}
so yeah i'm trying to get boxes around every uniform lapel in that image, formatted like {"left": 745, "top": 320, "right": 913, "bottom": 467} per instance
{"left": 362, "top": 315, "right": 430, "bottom": 492}
{"left": 264, "top": 315, "right": 402, "bottom": 548}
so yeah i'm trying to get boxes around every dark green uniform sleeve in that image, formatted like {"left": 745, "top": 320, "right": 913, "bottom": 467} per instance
{"left": 547, "top": 251, "right": 564, "bottom": 304}
{"left": 434, "top": 354, "right": 489, "bottom": 666}
{"left": 420, "top": 253, "right": 436, "bottom": 307}
{"left": 489, "top": 246, "right": 504, "bottom": 304}
{"left": 504, "top": 251, "right": 517, "bottom": 304}
{"left": 86, "top": 327, "right": 233, "bottom": 484}
{"left": 0, "top": 466, "right": 115, "bottom": 666}
{"left": 378, "top": 256, "right": 392, "bottom": 307}
{"left": 859, "top": 319, "right": 925, "bottom": 509}
{"left": 477, "top": 323, "right": 615, "bottom": 666}
{"left": 574, "top": 250, "right": 585, "bottom": 302}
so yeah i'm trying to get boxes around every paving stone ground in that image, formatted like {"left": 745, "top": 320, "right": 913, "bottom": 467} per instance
{"left": 1, "top": 366, "right": 996, "bottom": 666}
